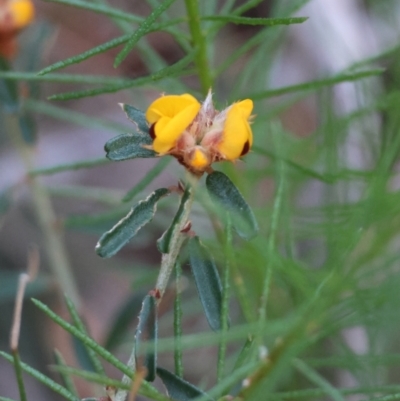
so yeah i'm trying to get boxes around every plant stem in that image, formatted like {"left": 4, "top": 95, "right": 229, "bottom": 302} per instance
{"left": 184, "top": 0, "right": 212, "bottom": 95}
{"left": 118, "top": 179, "right": 196, "bottom": 401}
{"left": 174, "top": 262, "right": 184, "bottom": 377}
{"left": 217, "top": 215, "right": 232, "bottom": 383}
{"left": 155, "top": 181, "right": 196, "bottom": 299}
{"left": 6, "top": 114, "right": 80, "bottom": 309}
{"left": 12, "top": 351, "right": 27, "bottom": 401}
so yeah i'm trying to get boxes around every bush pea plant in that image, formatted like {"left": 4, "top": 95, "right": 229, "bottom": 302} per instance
{"left": 1, "top": 0, "right": 400, "bottom": 401}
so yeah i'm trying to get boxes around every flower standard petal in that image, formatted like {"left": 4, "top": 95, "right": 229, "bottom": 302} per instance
{"left": 217, "top": 99, "right": 253, "bottom": 160}
{"left": 146, "top": 95, "right": 201, "bottom": 155}
{"left": 146, "top": 94, "right": 200, "bottom": 124}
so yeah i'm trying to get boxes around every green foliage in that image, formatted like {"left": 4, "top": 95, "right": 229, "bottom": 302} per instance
{"left": 95, "top": 188, "right": 170, "bottom": 257}
{"left": 4, "top": 0, "right": 400, "bottom": 401}
{"left": 188, "top": 236, "right": 224, "bottom": 332}
{"left": 157, "top": 185, "right": 192, "bottom": 253}
{"left": 206, "top": 171, "right": 258, "bottom": 240}
{"left": 157, "top": 367, "right": 214, "bottom": 400}
{"left": 105, "top": 133, "right": 156, "bottom": 160}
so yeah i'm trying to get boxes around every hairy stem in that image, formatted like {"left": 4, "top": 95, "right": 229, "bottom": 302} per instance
{"left": 155, "top": 182, "right": 196, "bottom": 299}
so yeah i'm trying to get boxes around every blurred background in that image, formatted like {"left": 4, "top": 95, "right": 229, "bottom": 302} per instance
{"left": 1, "top": 0, "right": 400, "bottom": 400}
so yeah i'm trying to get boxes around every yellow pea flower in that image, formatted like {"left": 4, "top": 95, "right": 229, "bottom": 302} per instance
{"left": 145, "top": 91, "right": 254, "bottom": 174}
{"left": 146, "top": 94, "right": 201, "bottom": 155}
{"left": 0, "top": 0, "right": 34, "bottom": 58}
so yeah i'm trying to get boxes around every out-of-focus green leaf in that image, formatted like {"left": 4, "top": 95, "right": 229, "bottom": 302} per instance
{"left": 0, "top": 187, "right": 11, "bottom": 216}
{"left": 53, "top": 350, "right": 79, "bottom": 398}
{"left": 105, "top": 133, "right": 156, "bottom": 161}
{"left": 71, "top": 336, "right": 98, "bottom": 373}
{"left": 206, "top": 171, "right": 258, "bottom": 240}
{"left": 95, "top": 188, "right": 170, "bottom": 258}
{"left": 104, "top": 291, "right": 147, "bottom": 351}
{"left": 0, "top": 57, "right": 18, "bottom": 112}
{"left": 18, "top": 112, "right": 36, "bottom": 144}
{"left": 135, "top": 294, "right": 158, "bottom": 382}
{"left": 65, "top": 296, "right": 104, "bottom": 375}
{"left": 114, "top": 0, "right": 177, "bottom": 67}
{"left": 188, "top": 236, "right": 223, "bottom": 332}
{"left": 121, "top": 104, "right": 149, "bottom": 134}
{"left": 0, "top": 351, "right": 79, "bottom": 401}
{"left": 157, "top": 367, "right": 214, "bottom": 401}
{"left": 157, "top": 186, "right": 192, "bottom": 254}
{"left": 202, "top": 15, "right": 307, "bottom": 26}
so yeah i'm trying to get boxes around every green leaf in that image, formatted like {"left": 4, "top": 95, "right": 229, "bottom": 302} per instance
{"left": 65, "top": 296, "right": 105, "bottom": 375}
{"left": 0, "top": 187, "right": 11, "bottom": 216}
{"left": 72, "top": 336, "right": 98, "bottom": 373}
{"left": 31, "top": 299, "right": 169, "bottom": 401}
{"left": 37, "top": 20, "right": 184, "bottom": 75}
{"left": 121, "top": 104, "right": 150, "bottom": 134}
{"left": 114, "top": 0, "right": 178, "bottom": 67}
{"left": 206, "top": 171, "right": 258, "bottom": 240}
{"left": 48, "top": 51, "right": 195, "bottom": 101}
{"left": 0, "top": 351, "right": 79, "bottom": 401}
{"left": 188, "top": 236, "right": 223, "bottom": 332}
{"left": 96, "top": 188, "right": 170, "bottom": 258}
{"left": 53, "top": 350, "right": 79, "bottom": 398}
{"left": 157, "top": 186, "right": 192, "bottom": 254}
{"left": 293, "top": 359, "right": 346, "bottom": 401}
{"left": 135, "top": 294, "right": 158, "bottom": 382}
{"left": 18, "top": 112, "right": 37, "bottom": 144}
{"left": 249, "top": 68, "right": 384, "bottom": 100}
{"left": 38, "top": 34, "right": 131, "bottom": 76}
{"left": 104, "top": 291, "right": 147, "bottom": 351}
{"left": 202, "top": 15, "right": 308, "bottom": 26}
{"left": 157, "top": 367, "right": 214, "bottom": 401}
{"left": 0, "top": 57, "right": 18, "bottom": 112}
{"left": 44, "top": 0, "right": 143, "bottom": 23}
{"left": 29, "top": 157, "right": 110, "bottom": 176}
{"left": 105, "top": 133, "right": 156, "bottom": 161}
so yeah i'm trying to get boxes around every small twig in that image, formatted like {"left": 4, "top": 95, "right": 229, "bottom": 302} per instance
{"left": 10, "top": 246, "right": 39, "bottom": 351}
{"left": 127, "top": 366, "right": 147, "bottom": 401}
{"left": 10, "top": 246, "right": 40, "bottom": 401}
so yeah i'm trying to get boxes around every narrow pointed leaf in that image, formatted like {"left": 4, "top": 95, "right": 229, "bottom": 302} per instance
{"left": 188, "top": 236, "right": 223, "bottom": 332}
{"left": 135, "top": 294, "right": 158, "bottom": 382}
{"left": 96, "top": 188, "right": 170, "bottom": 258}
{"left": 157, "top": 367, "right": 214, "bottom": 401}
{"left": 105, "top": 133, "right": 156, "bottom": 161}
{"left": 65, "top": 296, "right": 104, "bottom": 375}
{"left": 0, "top": 57, "right": 18, "bottom": 112}
{"left": 157, "top": 186, "right": 192, "bottom": 254}
{"left": 202, "top": 15, "right": 308, "bottom": 26}
{"left": 114, "top": 0, "right": 177, "bottom": 67}
{"left": 53, "top": 350, "right": 79, "bottom": 398}
{"left": 121, "top": 104, "right": 149, "bottom": 134}
{"left": 0, "top": 351, "right": 79, "bottom": 401}
{"left": 72, "top": 336, "right": 98, "bottom": 372}
{"left": 206, "top": 171, "right": 258, "bottom": 240}
{"left": 18, "top": 112, "right": 37, "bottom": 144}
